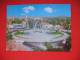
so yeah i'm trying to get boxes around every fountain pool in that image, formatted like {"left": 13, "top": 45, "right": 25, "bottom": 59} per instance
{"left": 14, "top": 29, "right": 69, "bottom": 42}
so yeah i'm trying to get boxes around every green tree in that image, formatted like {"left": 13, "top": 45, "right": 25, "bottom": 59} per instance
{"left": 12, "top": 18, "right": 22, "bottom": 24}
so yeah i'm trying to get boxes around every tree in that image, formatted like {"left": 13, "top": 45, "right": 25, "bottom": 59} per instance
{"left": 12, "top": 18, "right": 22, "bottom": 24}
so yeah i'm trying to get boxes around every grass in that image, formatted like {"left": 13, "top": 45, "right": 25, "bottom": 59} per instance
{"left": 14, "top": 31, "right": 24, "bottom": 35}
{"left": 52, "top": 32, "right": 62, "bottom": 34}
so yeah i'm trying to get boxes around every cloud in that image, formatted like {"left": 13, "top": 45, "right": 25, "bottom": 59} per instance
{"left": 44, "top": 7, "right": 54, "bottom": 13}
{"left": 23, "top": 6, "right": 35, "bottom": 13}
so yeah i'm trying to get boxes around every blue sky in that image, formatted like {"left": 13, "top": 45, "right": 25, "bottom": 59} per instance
{"left": 7, "top": 4, "right": 71, "bottom": 17}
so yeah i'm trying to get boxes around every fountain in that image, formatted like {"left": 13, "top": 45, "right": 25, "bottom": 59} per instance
{"left": 13, "top": 17, "right": 69, "bottom": 51}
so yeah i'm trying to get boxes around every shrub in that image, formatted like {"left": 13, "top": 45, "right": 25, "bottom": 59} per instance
{"left": 7, "top": 31, "right": 13, "bottom": 40}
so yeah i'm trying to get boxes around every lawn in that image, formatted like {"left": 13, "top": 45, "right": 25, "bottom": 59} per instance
{"left": 48, "top": 31, "right": 63, "bottom": 35}
{"left": 14, "top": 31, "right": 24, "bottom": 36}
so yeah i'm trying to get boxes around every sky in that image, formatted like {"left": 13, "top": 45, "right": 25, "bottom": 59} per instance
{"left": 7, "top": 4, "right": 71, "bottom": 17}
